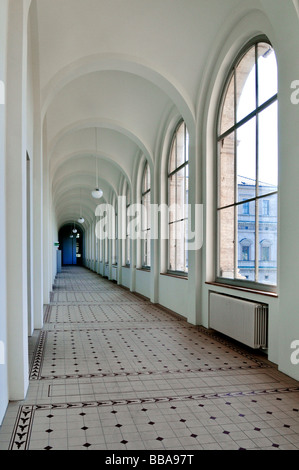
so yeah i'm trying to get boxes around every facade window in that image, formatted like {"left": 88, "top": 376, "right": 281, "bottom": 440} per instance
{"left": 217, "top": 38, "right": 278, "bottom": 288}
{"left": 242, "top": 245, "right": 250, "bottom": 261}
{"left": 242, "top": 201, "right": 249, "bottom": 215}
{"left": 261, "top": 245, "right": 270, "bottom": 261}
{"left": 141, "top": 161, "right": 151, "bottom": 268}
{"left": 262, "top": 199, "right": 270, "bottom": 216}
{"left": 168, "top": 121, "right": 189, "bottom": 274}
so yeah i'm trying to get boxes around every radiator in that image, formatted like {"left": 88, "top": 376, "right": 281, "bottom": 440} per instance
{"left": 209, "top": 292, "right": 268, "bottom": 349}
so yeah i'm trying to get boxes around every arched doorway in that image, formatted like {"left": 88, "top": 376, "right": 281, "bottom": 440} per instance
{"left": 58, "top": 224, "right": 84, "bottom": 266}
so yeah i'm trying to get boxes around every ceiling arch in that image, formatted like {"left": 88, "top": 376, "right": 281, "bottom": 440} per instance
{"left": 48, "top": 120, "right": 153, "bottom": 174}
{"left": 51, "top": 151, "right": 131, "bottom": 190}
{"left": 45, "top": 70, "right": 174, "bottom": 162}
{"left": 30, "top": 0, "right": 248, "bottom": 231}
{"left": 41, "top": 53, "right": 196, "bottom": 133}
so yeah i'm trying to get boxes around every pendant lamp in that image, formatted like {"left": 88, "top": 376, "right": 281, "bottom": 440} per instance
{"left": 92, "top": 128, "right": 103, "bottom": 199}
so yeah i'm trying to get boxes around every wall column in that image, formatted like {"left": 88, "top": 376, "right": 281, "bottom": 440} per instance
{"left": 6, "top": 0, "right": 29, "bottom": 400}
{"left": 0, "top": 0, "right": 9, "bottom": 424}
{"left": 277, "top": 36, "right": 299, "bottom": 381}
{"left": 43, "top": 124, "right": 50, "bottom": 304}
{"left": 189, "top": 138, "right": 202, "bottom": 326}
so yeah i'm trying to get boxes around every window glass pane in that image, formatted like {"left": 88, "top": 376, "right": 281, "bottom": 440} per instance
{"left": 142, "top": 192, "right": 150, "bottom": 231}
{"left": 169, "top": 222, "right": 176, "bottom": 271}
{"left": 142, "top": 231, "right": 150, "bottom": 267}
{"left": 176, "top": 166, "right": 186, "bottom": 221}
{"left": 185, "top": 164, "right": 189, "bottom": 206}
{"left": 218, "top": 132, "right": 235, "bottom": 208}
{"left": 169, "top": 138, "right": 177, "bottom": 174}
{"left": 176, "top": 123, "right": 186, "bottom": 167}
{"left": 236, "top": 46, "right": 256, "bottom": 123}
{"left": 258, "top": 193, "right": 277, "bottom": 285}
{"left": 147, "top": 192, "right": 151, "bottom": 230}
{"left": 169, "top": 220, "right": 187, "bottom": 272}
{"left": 238, "top": 202, "right": 256, "bottom": 281}
{"left": 218, "top": 206, "right": 235, "bottom": 279}
{"left": 143, "top": 163, "right": 150, "bottom": 193}
{"left": 258, "top": 102, "right": 278, "bottom": 192}
{"left": 220, "top": 73, "right": 235, "bottom": 135}
{"left": 257, "top": 43, "right": 277, "bottom": 106}
{"left": 126, "top": 184, "right": 131, "bottom": 206}
{"left": 237, "top": 117, "right": 256, "bottom": 201}
{"left": 175, "top": 220, "right": 186, "bottom": 272}
{"left": 168, "top": 172, "right": 176, "bottom": 222}
{"left": 185, "top": 128, "right": 189, "bottom": 163}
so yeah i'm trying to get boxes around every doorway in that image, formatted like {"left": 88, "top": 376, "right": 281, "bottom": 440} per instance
{"left": 58, "top": 224, "right": 84, "bottom": 266}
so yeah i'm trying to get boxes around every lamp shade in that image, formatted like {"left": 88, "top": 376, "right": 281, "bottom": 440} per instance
{"left": 92, "top": 188, "right": 103, "bottom": 199}
{"left": 78, "top": 217, "right": 85, "bottom": 224}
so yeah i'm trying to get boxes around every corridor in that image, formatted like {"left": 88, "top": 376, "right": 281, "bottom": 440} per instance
{"left": 0, "top": 267, "right": 299, "bottom": 451}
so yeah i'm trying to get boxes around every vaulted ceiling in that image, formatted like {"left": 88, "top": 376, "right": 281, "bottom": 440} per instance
{"left": 28, "top": 0, "right": 248, "bottom": 229}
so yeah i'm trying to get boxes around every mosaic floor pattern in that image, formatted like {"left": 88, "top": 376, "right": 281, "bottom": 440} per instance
{"left": 1, "top": 266, "right": 299, "bottom": 451}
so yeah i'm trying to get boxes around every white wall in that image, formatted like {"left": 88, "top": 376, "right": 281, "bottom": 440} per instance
{"left": 26, "top": 15, "right": 34, "bottom": 336}
{"left": 135, "top": 270, "right": 151, "bottom": 299}
{"left": 158, "top": 275, "right": 189, "bottom": 320}
{"left": 269, "top": 1, "right": 299, "bottom": 381}
{"left": 0, "top": 0, "right": 9, "bottom": 426}
{"left": 121, "top": 267, "right": 131, "bottom": 289}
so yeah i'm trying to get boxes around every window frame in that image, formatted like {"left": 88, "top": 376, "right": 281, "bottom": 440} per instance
{"left": 112, "top": 195, "right": 118, "bottom": 266}
{"left": 167, "top": 120, "right": 189, "bottom": 276}
{"left": 141, "top": 161, "right": 151, "bottom": 269}
{"left": 125, "top": 182, "right": 131, "bottom": 267}
{"left": 216, "top": 36, "right": 278, "bottom": 293}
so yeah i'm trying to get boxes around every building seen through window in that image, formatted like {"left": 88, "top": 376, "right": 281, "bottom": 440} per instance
{"left": 217, "top": 39, "right": 278, "bottom": 288}
{"left": 141, "top": 161, "right": 151, "bottom": 268}
{"left": 168, "top": 121, "right": 189, "bottom": 274}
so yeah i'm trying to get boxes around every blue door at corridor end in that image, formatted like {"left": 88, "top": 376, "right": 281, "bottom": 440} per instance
{"left": 62, "top": 236, "right": 77, "bottom": 265}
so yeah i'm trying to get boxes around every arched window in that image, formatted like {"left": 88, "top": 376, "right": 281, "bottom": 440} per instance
{"left": 125, "top": 182, "right": 131, "bottom": 266}
{"left": 217, "top": 38, "right": 278, "bottom": 289}
{"left": 112, "top": 194, "right": 118, "bottom": 265}
{"left": 168, "top": 121, "right": 189, "bottom": 274}
{"left": 141, "top": 161, "right": 151, "bottom": 268}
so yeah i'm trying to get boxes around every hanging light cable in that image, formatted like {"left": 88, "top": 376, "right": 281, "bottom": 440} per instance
{"left": 78, "top": 188, "right": 85, "bottom": 223}
{"left": 92, "top": 127, "right": 103, "bottom": 199}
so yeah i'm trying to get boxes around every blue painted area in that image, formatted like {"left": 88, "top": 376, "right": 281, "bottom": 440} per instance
{"left": 59, "top": 224, "right": 83, "bottom": 266}
{"left": 62, "top": 237, "right": 77, "bottom": 265}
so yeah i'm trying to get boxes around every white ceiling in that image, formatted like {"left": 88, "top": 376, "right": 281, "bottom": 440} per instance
{"left": 28, "top": 0, "right": 249, "bottom": 229}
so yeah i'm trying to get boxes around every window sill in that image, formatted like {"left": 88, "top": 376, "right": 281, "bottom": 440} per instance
{"left": 137, "top": 267, "right": 151, "bottom": 272}
{"left": 122, "top": 265, "right": 131, "bottom": 269}
{"left": 161, "top": 272, "right": 188, "bottom": 280}
{"left": 206, "top": 281, "right": 278, "bottom": 298}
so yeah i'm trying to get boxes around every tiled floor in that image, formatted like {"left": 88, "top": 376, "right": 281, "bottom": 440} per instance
{"left": 1, "top": 266, "right": 299, "bottom": 450}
